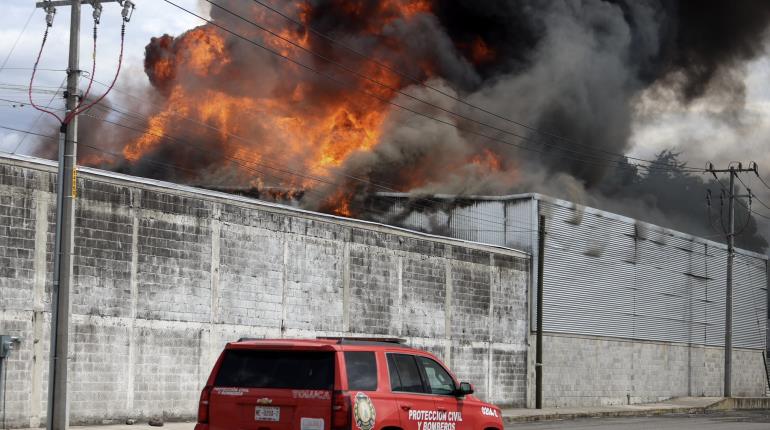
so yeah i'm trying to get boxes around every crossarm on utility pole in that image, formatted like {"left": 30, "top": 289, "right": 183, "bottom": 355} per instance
{"left": 36, "top": 0, "right": 119, "bottom": 7}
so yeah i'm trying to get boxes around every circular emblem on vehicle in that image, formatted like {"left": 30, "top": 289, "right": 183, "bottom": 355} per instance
{"left": 353, "top": 392, "right": 376, "bottom": 430}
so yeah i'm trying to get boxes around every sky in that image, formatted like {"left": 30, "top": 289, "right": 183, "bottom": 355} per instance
{"left": 0, "top": 0, "right": 206, "bottom": 154}
{"left": 0, "top": 0, "right": 769, "bottom": 245}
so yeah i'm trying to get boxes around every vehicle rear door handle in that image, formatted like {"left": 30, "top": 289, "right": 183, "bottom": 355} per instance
{"left": 401, "top": 404, "right": 412, "bottom": 411}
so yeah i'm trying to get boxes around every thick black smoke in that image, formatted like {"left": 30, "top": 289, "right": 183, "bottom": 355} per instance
{"left": 433, "top": 1, "right": 770, "bottom": 97}
{"left": 300, "top": 0, "right": 770, "bottom": 250}
{"left": 74, "top": 0, "right": 770, "bottom": 252}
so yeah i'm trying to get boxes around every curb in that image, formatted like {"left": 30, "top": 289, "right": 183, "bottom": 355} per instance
{"left": 707, "top": 397, "right": 770, "bottom": 411}
{"left": 503, "top": 406, "right": 708, "bottom": 424}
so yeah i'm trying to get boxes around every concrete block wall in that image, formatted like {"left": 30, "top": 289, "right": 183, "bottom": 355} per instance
{"left": 541, "top": 333, "right": 768, "bottom": 407}
{"left": 0, "top": 156, "right": 530, "bottom": 427}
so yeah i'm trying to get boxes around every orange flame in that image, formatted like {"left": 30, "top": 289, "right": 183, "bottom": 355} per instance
{"left": 469, "top": 37, "right": 496, "bottom": 64}
{"left": 125, "top": 1, "right": 491, "bottom": 217}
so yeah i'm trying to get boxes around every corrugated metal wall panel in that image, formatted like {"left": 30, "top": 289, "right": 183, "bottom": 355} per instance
{"left": 706, "top": 246, "right": 728, "bottom": 347}
{"left": 733, "top": 252, "right": 767, "bottom": 349}
{"left": 503, "top": 200, "right": 536, "bottom": 252}
{"left": 379, "top": 198, "right": 451, "bottom": 234}
{"left": 447, "top": 201, "right": 506, "bottom": 245}
{"left": 538, "top": 199, "right": 766, "bottom": 349}
{"left": 376, "top": 194, "right": 767, "bottom": 350}
{"left": 541, "top": 201, "right": 636, "bottom": 339}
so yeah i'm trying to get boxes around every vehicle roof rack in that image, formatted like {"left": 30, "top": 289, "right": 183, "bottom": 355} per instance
{"left": 317, "top": 337, "right": 407, "bottom": 344}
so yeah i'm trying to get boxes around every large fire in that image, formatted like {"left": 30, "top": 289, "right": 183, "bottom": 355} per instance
{"left": 116, "top": 0, "right": 504, "bottom": 216}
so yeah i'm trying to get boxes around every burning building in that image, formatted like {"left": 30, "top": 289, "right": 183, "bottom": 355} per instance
{"left": 68, "top": 0, "right": 770, "bottom": 248}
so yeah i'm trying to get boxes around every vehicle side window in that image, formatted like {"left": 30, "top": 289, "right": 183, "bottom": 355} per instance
{"left": 416, "top": 356, "right": 456, "bottom": 396}
{"left": 345, "top": 352, "right": 378, "bottom": 391}
{"left": 387, "top": 354, "right": 426, "bottom": 393}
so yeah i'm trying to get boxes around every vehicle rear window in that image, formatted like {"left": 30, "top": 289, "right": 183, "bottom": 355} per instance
{"left": 214, "top": 350, "right": 334, "bottom": 390}
{"left": 387, "top": 354, "right": 425, "bottom": 393}
{"left": 345, "top": 352, "right": 378, "bottom": 391}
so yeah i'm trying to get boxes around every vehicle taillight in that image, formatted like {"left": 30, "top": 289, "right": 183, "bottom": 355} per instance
{"left": 197, "top": 385, "right": 213, "bottom": 424}
{"left": 331, "top": 390, "right": 351, "bottom": 430}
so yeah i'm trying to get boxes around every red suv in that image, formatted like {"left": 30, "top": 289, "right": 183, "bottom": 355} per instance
{"left": 195, "top": 338, "right": 504, "bottom": 430}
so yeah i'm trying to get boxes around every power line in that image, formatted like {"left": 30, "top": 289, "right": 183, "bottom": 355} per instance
{"left": 42, "top": 81, "right": 564, "bottom": 229}
{"left": 205, "top": 1, "right": 622, "bottom": 170}
{"left": 753, "top": 196, "right": 770, "bottom": 212}
{"left": 711, "top": 172, "right": 770, "bottom": 226}
{"left": 734, "top": 168, "right": 770, "bottom": 218}
{"left": 755, "top": 173, "right": 770, "bottom": 191}
{"left": 0, "top": 124, "right": 55, "bottom": 140}
{"left": 163, "top": 0, "right": 701, "bottom": 175}
{"left": 0, "top": 98, "right": 527, "bottom": 231}
{"left": 246, "top": 0, "right": 697, "bottom": 173}
{"left": 1, "top": 120, "right": 742, "bottom": 253}
{"left": 0, "top": 68, "right": 69, "bottom": 73}
{"left": 28, "top": 24, "right": 63, "bottom": 124}
{"left": 7, "top": 78, "right": 66, "bottom": 154}
{"left": 1, "top": 121, "right": 536, "bottom": 233}
{"left": 246, "top": 0, "right": 697, "bottom": 171}
{"left": 1, "top": 120, "right": 752, "bottom": 252}
{"left": 5, "top": 86, "right": 742, "bottom": 240}
{"left": 0, "top": 7, "right": 37, "bottom": 73}
{"left": 219, "top": 0, "right": 707, "bottom": 173}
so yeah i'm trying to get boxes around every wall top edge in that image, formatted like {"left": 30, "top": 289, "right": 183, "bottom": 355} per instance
{"left": 0, "top": 153, "right": 529, "bottom": 260}
{"left": 375, "top": 192, "right": 769, "bottom": 261}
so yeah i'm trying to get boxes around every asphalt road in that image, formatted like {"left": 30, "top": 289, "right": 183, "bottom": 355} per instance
{"left": 505, "top": 411, "right": 770, "bottom": 430}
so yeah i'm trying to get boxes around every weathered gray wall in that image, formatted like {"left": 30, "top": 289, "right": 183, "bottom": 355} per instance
{"left": 0, "top": 155, "right": 530, "bottom": 427}
{"left": 542, "top": 333, "right": 767, "bottom": 407}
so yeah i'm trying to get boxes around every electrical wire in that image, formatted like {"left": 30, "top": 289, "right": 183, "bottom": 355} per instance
{"left": 732, "top": 172, "right": 770, "bottom": 221}
{"left": 6, "top": 83, "right": 760, "bottom": 240}
{"left": 0, "top": 118, "right": 742, "bottom": 256}
{"left": 0, "top": 7, "right": 37, "bottom": 73}
{"left": 755, "top": 173, "right": 770, "bottom": 191}
{"left": 1, "top": 119, "right": 756, "bottom": 257}
{"left": 205, "top": 1, "right": 625, "bottom": 170}
{"left": 80, "top": 74, "right": 701, "bottom": 218}
{"left": 711, "top": 174, "right": 770, "bottom": 232}
{"left": 27, "top": 4, "right": 128, "bottom": 126}
{"left": 0, "top": 78, "right": 66, "bottom": 154}
{"left": 3, "top": 97, "right": 484, "bottom": 227}
{"left": 719, "top": 194, "right": 729, "bottom": 236}
{"left": 3, "top": 92, "right": 742, "bottom": 240}
{"left": 734, "top": 206, "right": 753, "bottom": 237}
{"left": 164, "top": 0, "right": 701, "bottom": 175}
{"left": 29, "top": 26, "right": 63, "bottom": 124}
{"left": 0, "top": 68, "right": 67, "bottom": 72}
{"left": 0, "top": 124, "right": 56, "bottom": 140}
{"left": 706, "top": 200, "right": 725, "bottom": 237}
{"left": 751, "top": 209, "right": 770, "bottom": 221}
{"left": 9, "top": 74, "right": 762, "bottom": 245}
{"left": 215, "top": 0, "right": 706, "bottom": 174}
{"left": 60, "top": 88, "right": 549, "bottom": 229}
{"left": 68, "top": 22, "right": 126, "bottom": 120}
{"left": 2, "top": 130, "right": 523, "bottom": 232}
{"left": 246, "top": 0, "right": 699, "bottom": 173}
{"left": 64, "top": 21, "right": 99, "bottom": 124}
{"left": 0, "top": 112, "right": 524, "bottom": 230}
